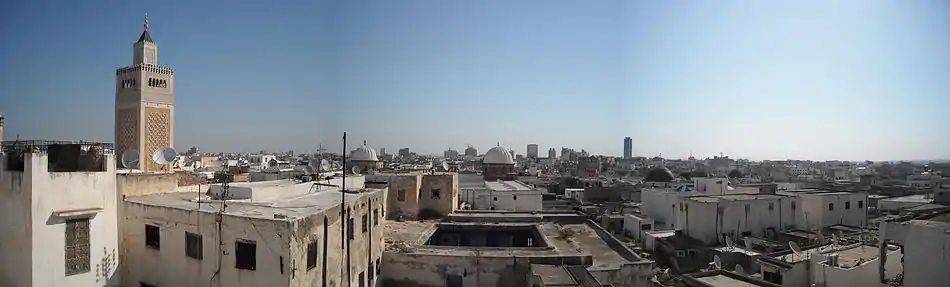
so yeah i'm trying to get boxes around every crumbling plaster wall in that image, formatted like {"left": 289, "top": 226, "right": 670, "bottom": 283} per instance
{"left": 380, "top": 252, "right": 534, "bottom": 287}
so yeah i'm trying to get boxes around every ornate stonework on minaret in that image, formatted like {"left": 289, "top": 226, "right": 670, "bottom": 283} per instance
{"left": 115, "top": 13, "right": 175, "bottom": 172}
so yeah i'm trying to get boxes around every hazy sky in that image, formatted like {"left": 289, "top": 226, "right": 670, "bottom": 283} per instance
{"left": 2, "top": 1, "right": 948, "bottom": 161}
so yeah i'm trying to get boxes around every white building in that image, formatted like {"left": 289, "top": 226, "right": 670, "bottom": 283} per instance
{"left": 0, "top": 142, "right": 121, "bottom": 286}
{"left": 758, "top": 243, "right": 902, "bottom": 287}
{"left": 677, "top": 194, "right": 800, "bottom": 245}
{"left": 905, "top": 172, "right": 941, "bottom": 190}
{"left": 879, "top": 212, "right": 950, "bottom": 287}
{"left": 121, "top": 177, "right": 385, "bottom": 287}
{"left": 564, "top": 188, "right": 584, "bottom": 204}
{"left": 462, "top": 181, "right": 542, "bottom": 211}
{"left": 640, "top": 179, "right": 758, "bottom": 230}
{"left": 622, "top": 213, "right": 655, "bottom": 242}
{"left": 779, "top": 190, "right": 868, "bottom": 230}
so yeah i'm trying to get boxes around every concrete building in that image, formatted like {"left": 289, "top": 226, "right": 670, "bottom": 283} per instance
{"left": 0, "top": 112, "right": 4, "bottom": 143}
{"left": 0, "top": 141, "right": 120, "bottom": 286}
{"left": 349, "top": 141, "right": 381, "bottom": 174}
{"left": 677, "top": 194, "right": 801, "bottom": 245}
{"left": 481, "top": 181, "right": 542, "bottom": 211}
{"left": 381, "top": 212, "right": 655, "bottom": 287}
{"left": 577, "top": 156, "right": 601, "bottom": 178}
{"left": 115, "top": 15, "right": 175, "bottom": 172}
{"left": 778, "top": 190, "right": 868, "bottom": 230}
{"left": 623, "top": 137, "right": 632, "bottom": 159}
{"left": 120, "top": 177, "right": 386, "bottom": 287}
{"left": 526, "top": 144, "right": 539, "bottom": 158}
{"left": 548, "top": 148, "right": 557, "bottom": 160}
{"left": 758, "top": 242, "right": 902, "bottom": 287}
{"left": 370, "top": 172, "right": 460, "bottom": 220}
{"left": 878, "top": 210, "right": 950, "bottom": 287}
{"left": 482, "top": 145, "right": 516, "bottom": 181}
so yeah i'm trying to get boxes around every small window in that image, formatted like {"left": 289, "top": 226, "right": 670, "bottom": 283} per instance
{"left": 858, "top": 200, "right": 864, "bottom": 208}
{"left": 829, "top": 203, "right": 834, "bottom": 211}
{"left": 235, "top": 240, "right": 257, "bottom": 270}
{"left": 791, "top": 201, "right": 797, "bottom": 209}
{"left": 513, "top": 195, "right": 518, "bottom": 200}
{"left": 141, "top": 283, "right": 157, "bottom": 287}
{"left": 185, "top": 232, "right": 202, "bottom": 260}
{"left": 362, "top": 214, "right": 369, "bottom": 233}
{"left": 373, "top": 209, "right": 379, "bottom": 226}
{"left": 348, "top": 217, "right": 355, "bottom": 240}
{"left": 306, "top": 240, "right": 318, "bottom": 270}
{"left": 641, "top": 224, "right": 652, "bottom": 231}
{"left": 359, "top": 271, "right": 366, "bottom": 287}
{"left": 493, "top": 197, "right": 498, "bottom": 201}
{"left": 145, "top": 224, "right": 161, "bottom": 249}
{"left": 768, "top": 202, "right": 774, "bottom": 211}
{"left": 845, "top": 201, "right": 851, "bottom": 210}
{"left": 65, "top": 218, "right": 91, "bottom": 276}
{"left": 431, "top": 189, "right": 441, "bottom": 199}
{"left": 397, "top": 190, "right": 406, "bottom": 201}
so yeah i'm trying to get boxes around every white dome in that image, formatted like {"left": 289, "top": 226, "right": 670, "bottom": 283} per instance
{"left": 350, "top": 146, "right": 378, "bottom": 162}
{"left": 483, "top": 146, "right": 515, "bottom": 165}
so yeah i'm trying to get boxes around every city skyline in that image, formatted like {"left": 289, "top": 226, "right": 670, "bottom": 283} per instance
{"left": 1, "top": 1, "right": 949, "bottom": 161}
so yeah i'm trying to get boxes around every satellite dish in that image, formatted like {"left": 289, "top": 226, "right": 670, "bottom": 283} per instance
{"left": 352, "top": 166, "right": 361, "bottom": 174}
{"left": 267, "top": 159, "right": 279, "bottom": 167}
{"left": 713, "top": 255, "right": 722, "bottom": 269}
{"left": 152, "top": 147, "right": 177, "bottom": 165}
{"left": 121, "top": 149, "right": 140, "bottom": 169}
{"left": 442, "top": 161, "right": 450, "bottom": 171}
{"left": 724, "top": 237, "right": 735, "bottom": 248}
{"left": 734, "top": 264, "right": 747, "bottom": 276}
{"left": 789, "top": 241, "right": 802, "bottom": 255}
{"left": 742, "top": 236, "right": 753, "bottom": 250}
{"left": 320, "top": 159, "right": 331, "bottom": 171}
{"left": 303, "top": 165, "right": 316, "bottom": 175}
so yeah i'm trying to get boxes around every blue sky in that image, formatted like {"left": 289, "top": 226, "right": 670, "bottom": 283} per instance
{"left": 1, "top": 1, "right": 948, "bottom": 161}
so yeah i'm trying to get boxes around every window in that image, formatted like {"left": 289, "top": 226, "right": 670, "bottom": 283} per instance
{"left": 845, "top": 201, "right": 851, "bottom": 210}
{"left": 373, "top": 209, "right": 380, "bottom": 226}
{"left": 185, "top": 232, "right": 202, "bottom": 260}
{"left": 362, "top": 214, "right": 369, "bottom": 233}
{"left": 397, "top": 189, "right": 406, "bottom": 201}
{"left": 493, "top": 197, "right": 498, "bottom": 201}
{"left": 641, "top": 224, "right": 652, "bottom": 231}
{"left": 513, "top": 195, "right": 518, "bottom": 200}
{"left": 65, "top": 218, "right": 91, "bottom": 276}
{"left": 828, "top": 203, "right": 834, "bottom": 211}
{"left": 359, "top": 271, "right": 366, "bottom": 287}
{"left": 858, "top": 200, "right": 864, "bottom": 208}
{"left": 235, "top": 240, "right": 257, "bottom": 270}
{"left": 791, "top": 201, "right": 797, "bottom": 209}
{"left": 145, "top": 224, "right": 161, "bottom": 249}
{"left": 307, "top": 240, "right": 318, "bottom": 270}
{"left": 141, "top": 283, "right": 157, "bottom": 287}
{"left": 347, "top": 217, "right": 355, "bottom": 240}
{"left": 768, "top": 202, "right": 774, "bottom": 211}
{"left": 431, "top": 189, "right": 441, "bottom": 199}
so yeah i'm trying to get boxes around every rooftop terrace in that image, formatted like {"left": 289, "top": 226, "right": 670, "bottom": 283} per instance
{"left": 124, "top": 178, "right": 381, "bottom": 221}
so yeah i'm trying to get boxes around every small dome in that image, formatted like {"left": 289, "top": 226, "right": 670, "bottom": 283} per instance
{"left": 483, "top": 146, "right": 515, "bottom": 165}
{"left": 644, "top": 167, "right": 675, "bottom": 182}
{"left": 350, "top": 144, "right": 378, "bottom": 162}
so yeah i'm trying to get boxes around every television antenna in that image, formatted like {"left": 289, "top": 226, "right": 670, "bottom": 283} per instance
{"left": 121, "top": 149, "right": 140, "bottom": 169}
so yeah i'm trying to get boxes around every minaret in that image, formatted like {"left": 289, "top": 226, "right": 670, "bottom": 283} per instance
{"left": 115, "top": 13, "right": 175, "bottom": 172}
{"left": 0, "top": 111, "right": 5, "bottom": 144}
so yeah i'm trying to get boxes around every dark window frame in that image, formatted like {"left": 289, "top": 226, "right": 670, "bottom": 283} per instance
{"left": 145, "top": 224, "right": 161, "bottom": 250}
{"left": 185, "top": 232, "right": 203, "bottom": 260}
{"left": 235, "top": 240, "right": 257, "bottom": 270}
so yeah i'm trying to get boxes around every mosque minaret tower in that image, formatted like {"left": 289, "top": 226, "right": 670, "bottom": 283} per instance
{"left": 115, "top": 14, "right": 175, "bottom": 172}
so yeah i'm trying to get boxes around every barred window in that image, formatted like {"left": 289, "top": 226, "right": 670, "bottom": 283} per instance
{"left": 65, "top": 218, "right": 91, "bottom": 276}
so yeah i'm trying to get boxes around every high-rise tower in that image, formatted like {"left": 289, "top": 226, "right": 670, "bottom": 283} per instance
{"left": 623, "top": 137, "right": 633, "bottom": 159}
{"left": 115, "top": 14, "right": 175, "bottom": 172}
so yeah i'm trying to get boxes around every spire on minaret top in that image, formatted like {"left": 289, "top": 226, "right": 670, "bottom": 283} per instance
{"left": 136, "top": 12, "right": 154, "bottom": 44}
{"left": 363, "top": 140, "right": 367, "bottom": 146}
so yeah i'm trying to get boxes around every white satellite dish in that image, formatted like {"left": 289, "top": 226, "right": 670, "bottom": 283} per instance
{"left": 320, "top": 159, "right": 331, "bottom": 171}
{"left": 712, "top": 255, "right": 722, "bottom": 269}
{"left": 734, "top": 264, "right": 747, "bottom": 276}
{"left": 152, "top": 147, "right": 177, "bottom": 165}
{"left": 352, "top": 166, "right": 361, "bottom": 174}
{"left": 742, "top": 237, "right": 753, "bottom": 250}
{"left": 442, "top": 161, "right": 450, "bottom": 171}
{"left": 121, "top": 149, "right": 140, "bottom": 169}
{"left": 267, "top": 159, "right": 279, "bottom": 167}
{"left": 724, "top": 237, "right": 736, "bottom": 248}
{"left": 789, "top": 241, "right": 802, "bottom": 255}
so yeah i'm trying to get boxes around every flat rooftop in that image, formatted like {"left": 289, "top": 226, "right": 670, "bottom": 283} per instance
{"left": 778, "top": 189, "right": 850, "bottom": 196}
{"left": 125, "top": 179, "right": 381, "bottom": 221}
{"left": 776, "top": 243, "right": 888, "bottom": 266}
{"left": 880, "top": 194, "right": 932, "bottom": 203}
{"left": 484, "top": 180, "right": 535, "bottom": 192}
{"left": 694, "top": 275, "right": 761, "bottom": 287}
{"left": 384, "top": 214, "right": 643, "bottom": 269}
{"left": 687, "top": 194, "right": 785, "bottom": 203}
